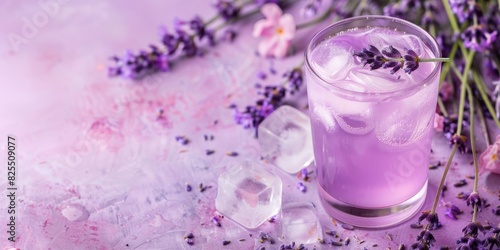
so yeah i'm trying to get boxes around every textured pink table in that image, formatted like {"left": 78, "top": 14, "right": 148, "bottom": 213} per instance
{"left": 0, "top": 1, "right": 499, "bottom": 249}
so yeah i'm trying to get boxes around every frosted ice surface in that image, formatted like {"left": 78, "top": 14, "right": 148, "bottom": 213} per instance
{"left": 215, "top": 161, "right": 282, "bottom": 229}
{"left": 312, "top": 105, "right": 336, "bottom": 131}
{"left": 310, "top": 43, "right": 352, "bottom": 81}
{"left": 258, "top": 105, "right": 314, "bottom": 174}
{"left": 280, "top": 202, "right": 322, "bottom": 245}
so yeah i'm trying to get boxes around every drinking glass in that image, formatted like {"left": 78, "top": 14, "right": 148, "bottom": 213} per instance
{"left": 305, "top": 16, "right": 441, "bottom": 227}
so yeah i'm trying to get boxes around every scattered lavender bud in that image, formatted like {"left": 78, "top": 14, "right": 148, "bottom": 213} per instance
{"left": 257, "top": 71, "right": 267, "bottom": 80}
{"left": 206, "top": 149, "right": 215, "bottom": 155}
{"left": 211, "top": 216, "right": 222, "bottom": 227}
{"left": 325, "top": 230, "right": 337, "bottom": 237}
{"left": 267, "top": 216, "right": 276, "bottom": 223}
{"left": 239, "top": 238, "right": 245, "bottom": 241}
{"left": 299, "top": 168, "right": 309, "bottom": 181}
{"left": 175, "top": 135, "right": 190, "bottom": 145}
{"left": 318, "top": 238, "right": 325, "bottom": 244}
{"left": 492, "top": 207, "right": 500, "bottom": 215}
{"left": 453, "top": 179, "right": 467, "bottom": 187}
{"left": 184, "top": 233, "right": 194, "bottom": 239}
{"left": 226, "top": 151, "right": 239, "bottom": 157}
{"left": 457, "top": 191, "right": 470, "bottom": 200}
{"left": 344, "top": 237, "right": 351, "bottom": 246}
{"left": 186, "top": 238, "right": 194, "bottom": 245}
{"left": 222, "top": 240, "right": 231, "bottom": 246}
{"left": 185, "top": 183, "right": 192, "bottom": 192}
{"left": 441, "top": 184, "right": 448, "bottom": 197}
{"left": 341, "top": 223, "right": 355, "bottom": 230}
{"left": 330, "top": 240, "right": 343, "bottom": 246}
{"left": 410, "top": 223, "right": 423, "bottom": 229}
{"left": 398, "top": 243, "right": 406, "bottom": 250}
{"left": 296, "top": 182, "right": 307, "bottom": 192}
{"left": 199, "top": 183, "right": 212, "bottom": 192}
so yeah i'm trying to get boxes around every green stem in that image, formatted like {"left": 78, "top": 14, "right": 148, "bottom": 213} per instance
{"left": 456, "top": 50, "right": 475, "bottom": 135}
{"left": 476, "top": 99, "right": 491, "bottom": 146}
{"left": 438, "top": 97, "right": 449, "bottom": 117}
{"left": 296, "top": 5, "right": 334, "bottom": 30}
{"left": 472, "top": 71, "right": 500, "bottom": 128}
{"left": 440, "top": 42, "right": 458, "bottom": 85}
{"left": 419, "top": 58, "right": 450, "bottom": 63}
{"left": 431, "top": 144, "right": 458, "bottom": 214}
{"left": 441, "top": 0, "right": 460, "bottom": 33}
{"left": 467, "top": 85, "right": 479, "bottom": 224}
{"left": 385, "top": 58, "right": 450, "bottom": 63}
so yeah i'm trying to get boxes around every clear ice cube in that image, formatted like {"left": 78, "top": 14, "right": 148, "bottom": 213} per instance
{"left": 310, "top": 42, "right": 352, "bottom": 81}
{"left": 258, "top": 105, "right": 314, "bottom": 174}
{"left": 280, "top": 202, "right": 322, "bottom": 245}
{"left": 375, "top": 85, "right": 435, "bottom": 147}
{"left": 215, "top": 161, "right": 282, "bottom": 229}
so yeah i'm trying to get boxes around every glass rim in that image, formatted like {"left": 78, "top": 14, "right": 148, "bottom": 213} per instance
{"left": 305, "top": 15, "right": 442, "bottom": 99}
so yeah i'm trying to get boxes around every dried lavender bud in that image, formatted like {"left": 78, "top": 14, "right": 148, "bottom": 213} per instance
{"left": 296, "top": 182, "right": 307, "bottom": 192}
{"left": 341, "top": 223, "right": 355, "bottom": 230}
{"left": 453, "top": 179, "right": 468, "bottom": 187}
{"left": 222, "top": 240, "right": 231, "bottom": 246}
{"left": 185, "top": 183, "right": 192, "bottom": 192}
{"left": 206, "top": 149, "right": 215, "bottom": 155}
{"left": 344, "top": 237, "right": 351, "bottom": 246}
{"left": 226, "top": 151, "right": 239, "bottom": 157}
{"left": 211, "top": 216, "right": 222, "bottom": 227}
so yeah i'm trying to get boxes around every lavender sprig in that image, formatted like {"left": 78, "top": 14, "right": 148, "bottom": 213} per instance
{"left": 353, "top": 45, "right": 449, "bottom": 74}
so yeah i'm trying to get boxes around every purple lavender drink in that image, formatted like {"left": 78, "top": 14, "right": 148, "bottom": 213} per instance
{"left": 305, "top": 16, "right": 441, "bottom": 227}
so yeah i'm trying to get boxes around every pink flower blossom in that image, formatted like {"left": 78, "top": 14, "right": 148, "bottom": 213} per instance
{"left": 252, "top": 3, "right": 295, "bottom": 58}
{"left": 478, "top": 135, "right": 500, "bottom": 175}
{"left": 434, "top": 113, "right": 444, "bottom": 132}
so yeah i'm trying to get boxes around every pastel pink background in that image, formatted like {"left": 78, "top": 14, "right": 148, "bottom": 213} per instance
{"left": 0, "top": 0, "right": 498, "bottom": 249}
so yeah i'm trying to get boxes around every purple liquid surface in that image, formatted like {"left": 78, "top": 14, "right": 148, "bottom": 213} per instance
{"left": 307, "top": 27, "right": 439, "bottom": 209}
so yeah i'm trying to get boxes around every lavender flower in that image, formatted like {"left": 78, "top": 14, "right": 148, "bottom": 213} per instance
{"left": 159, "top": 26, "right": 178, "bottom": 55}
{"left": 466, "top": 192, "right": 484, "bottom": 211}
{"left": 282, "top": 68, "right": 303, "bottom": 94}
{"left": 383, "top": 0, "right": 419, "bottom": 19}
{"left": 109, "top": 45, "right": 170, "bottom": 79}
{"left": 461, "top": 24, "right": 498, "bottom": 52}
{"left": 450, "top": 134, "right": 468, "bottom": 154}
{"left": 301, "top": 0, "right": 322, "bottom": 18}
{"left": 296, "top": 182, "right": 306, "bottom": 192}
{"left": 421, "top": 2, "right": 438, "bottom": 27}
{"left": 215, "top": 0, "right": 240, "bottom": 21}
{"left": 255, "top": 0, "right": 279, "bottom": 6}
{"left": 412, "top": 230, "right": 436, "bottom": 249}
{"left": 449, "top": 0, "right": 482, "bottom": 23}
{"left": 444, "top": 204, "right": 463, "bottom": 220}
{"left": 426, "top": 212, "right": 442, "bottom": 230}
{"left": 462, "top": 222, "right": 485, "bottom": 237}
{"left": 456, "top": 236, "right": 483, "bottom": 249}
{"left": 354, "top": 45, "right": 423, "bottom": 74}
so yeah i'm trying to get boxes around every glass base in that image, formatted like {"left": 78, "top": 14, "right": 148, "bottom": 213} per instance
{"left": 318, "top": 180, "right": 427, "bottom": 228}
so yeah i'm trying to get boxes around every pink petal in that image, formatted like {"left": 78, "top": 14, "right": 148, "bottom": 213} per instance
{"left": 261, "top": 3, "right": 282, "bottom": 22}
{"left": 278, "top": 14, "right": 296, "bottom": 40}
{"left": 258, "top": 36, "right": 279, "bottom": 57}
{"left": 253, "top": 19, "right": 276, "bottom": 38}
{"left": 272, "top": 40, "right": 290, "bottom": 58}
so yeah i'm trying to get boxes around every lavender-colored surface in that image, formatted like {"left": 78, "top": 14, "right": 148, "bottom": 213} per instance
{"left": 0, "top": 1, "right": 498, "bottom": 249}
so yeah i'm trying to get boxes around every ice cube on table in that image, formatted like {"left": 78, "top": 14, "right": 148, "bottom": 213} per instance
{"left": 280, "top": 202, "right": 322, "bottom": 245}
{"left": 215, "top": 161, "right": 282, "bottom": 229}
{"left": 258, "top": 105, "right": 314, "bottom": 174}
